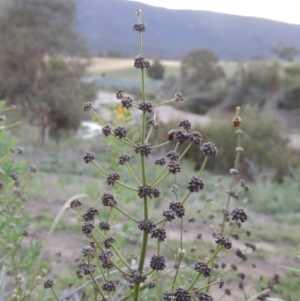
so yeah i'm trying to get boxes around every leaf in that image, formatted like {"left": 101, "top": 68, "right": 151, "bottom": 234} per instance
{"left": 284, "top": 266, "right": 300, "bottom": 273}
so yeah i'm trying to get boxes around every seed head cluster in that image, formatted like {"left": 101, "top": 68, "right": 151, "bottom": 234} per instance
{"left": 169, "top": 201, "right": 185, "bottom": 218}
{"left": 134, "top": 54, "right": 151, "bottom": 69}
{"left": 138, "top": 185, "right": 156, "bottom": 198}
{"left": 106, "top": 172, "right": 120, "bottom": 186}
{"left": 83, "top": 152, "right": 95, "bottom": 163}
{"left": 138, "top": 219, "right": 155, "bottom": 233}
{"left": 116, "top": 89, "right": 125, "bottom": 99}
{"left": 187, "top": 176, "right": 204, "bottom": 192}
{"left": 104, "top": 236, "right": 116, "bottom": 249}
{"left": 138, "top": 101, "right": 152, "bottom": 113}
{"left": 155, "top": 157, "right": 166, "bottom": 166}
{"left": 168, "top": 161, "right": 181, "bottom": 174}
{"left": 174, "top": 92, "right": 184, "bottom": 102}
{"left": 196, "top": 292, "right": 213, "bottom": 301}
{"left": 82, "top": 222, "right": 94, "bottom": 234}
{"left": 135, "top": 143, "right": 152, "bottom": 157}
{"left": 166, "top": 151, "right": 179, "bottom": 161}
{"left": 176, "top": 129, "right": 189, "bottom": 144}
{"left": 101, "top": 280, "right": 118, "bottom": 291}
{"left": 43, "top": 279, "right": 54, "bottom": 289}
{"left": 150, "top": 254, "right": 166, "bottom": 271}
{"left": 83, "top": 102, "right": 93, "bottom": 111}
{"left": 200, "top": 142, "right": 218, "bottom": 157}
{"left": 178, "top": 119, "right": 191, "bottom": 131}
{"left": 70, "top": 199, "right": 82, "bottom": 208}
{"left": 215, "top": 236, "right": 232, "bottom": 249}
{"left": 102, "top": 125, "right": 112, "bottom": 136}
{"left": 82, "top": 206, "right": 99, "bottom": 221}
{"left": 188, "top": 131, "right": 202, "bottom": 145}
{"left": 163, "top": 209, "right": 176, "bottom": 222}
{"left": 101, "top": 192, "right": 118, "bottom": 206}
{"left": 231, "top": 208, "right": 248, "bottom": 223}
{"left": 113, "top": 126, "right": 127, "bottom": 139}
{"left": 121, "top": 96, "right": 133, "bottom": 109}
{"left": 174, "top": 287, "right": 191, "bottom": 301}
{"left": 194, "top": 261, "right": 212, "bottom": 277}
{"left": 150, "top": 228, "right": 166, "bottom": 242}
{"left": 133, "top": 22, "right": 146, "bottom": 32}
{"left": 118, "top": 153, "right": 131, "bottom": 165}
{"left": 99, "top": 221, "right": 111, "bottom": 231}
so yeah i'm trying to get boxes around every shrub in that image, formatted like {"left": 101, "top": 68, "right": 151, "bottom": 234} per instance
{"left": 147, "top": 59, "right": 165, "bottom": 80}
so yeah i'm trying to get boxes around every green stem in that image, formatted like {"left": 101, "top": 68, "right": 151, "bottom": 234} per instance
{"left": 2, "top": 120, "right": 23, "bottom": 130}
{"left": 91, "top": 109, "right": 105, "bottom": 126}
{"left": 151, "top": 141, "right": 170, "bottom": 149}
{"left": 150, "top": 165, "right": 168, "bottom": 186}
{"left": 112, "top": 203, "right": 139, "bottom": 223}
{"left": 91, "top": 160, "right": 137, "bottom": 191}
{"left": 177, "top": 142, "right": 193, "bottom": 162}
{"left": 126, "top": 162, "right": 141, "bottom": 185}
{"left": 50, "top": 287, "right": 61, "bottom": 301}
{"left": 171, "top": 256, "right": 182, "bottom": 293}
{"left": 152, "top": 171, "right": 169, "bottom": 188}
{"left": 152, "top": 99, "right": 174, "bottom": 106}
{"left": 220, "top": 131, "right": 242, "bottom": 235}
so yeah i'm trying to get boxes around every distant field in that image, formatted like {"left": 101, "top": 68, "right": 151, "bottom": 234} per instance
{"left": 88, "top": 57, "right": 180, "bottom": 74}
{"left": 87, "top": 57, "right": 242, "bottom": 80}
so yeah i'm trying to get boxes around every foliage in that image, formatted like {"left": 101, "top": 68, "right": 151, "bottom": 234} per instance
{"left": 273, "top": 42, "right": 299, "bottom": 61}
{"left": 0, "top": 0, "right": 96, "bottom": 143}
{"left": 0, "top": 103, "right": 40, "bottom": 300}
{"left": 154, "top": 107, "right": 298, "bottom": 182}
{"left": 147, "top": 60, "right": 165, "bottom": 80}
{"left": 35, "top": 14, "right": 278, "bottom": 301}
{"left": 278, "top": 64, "right": 300, "bottom": 110}
{"left": 106, "top": 49, "right": 127, "bottom": 58}
{"left": 178, "top": 49, "right": 225, "bottom": 113}
{"left": 226, "top": 60, "right": 280, "bottom": 109}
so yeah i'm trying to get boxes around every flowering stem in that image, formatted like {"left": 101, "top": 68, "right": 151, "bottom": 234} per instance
{"left": 220, "top": 130, "right": 242, "bottom": 235}
{"left": 134, "top": 11, "right": 150, "bottom": 301}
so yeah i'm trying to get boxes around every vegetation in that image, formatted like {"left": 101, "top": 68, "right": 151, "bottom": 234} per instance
{"left": 0, "top": 3, "right": 300, "bottom": 301}
{"left": 0, "top": 0, "right": 96, "bottom": 143}
{"left": 147, "top": 60, "right": 165, "bottom": 80}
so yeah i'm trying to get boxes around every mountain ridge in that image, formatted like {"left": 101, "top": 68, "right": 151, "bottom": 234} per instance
{"left": 77, "top": 0, "right": 300, "bottom": 60}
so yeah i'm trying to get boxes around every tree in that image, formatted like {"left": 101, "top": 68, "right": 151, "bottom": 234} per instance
{"left": 273, "top": 42, "right": 299, "bottom": 61}
{"left": 147, "top": 60, "right": 164, "bottom": 80}
{"left": 0, "top": 0, "right": 95, "bottom": 143}
{"left": 180, "top": 49, "right": 225, "bottom": 114}
{"left": 226, "top": 60, "right": 280, "bottom": 109}
{"left": 278, "top": 64, "right": 300, "bottom": 110}
{"left": 181, "top": 49, "right": 224, "bottom": 91}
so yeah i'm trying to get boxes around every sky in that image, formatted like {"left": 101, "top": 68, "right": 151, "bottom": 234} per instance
{"left": 128, "top": 0, "right": 300, "bottom": 25}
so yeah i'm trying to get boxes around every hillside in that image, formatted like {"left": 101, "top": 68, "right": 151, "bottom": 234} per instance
{"left": 76, "top": 0, "right": 300, "bottom": 60}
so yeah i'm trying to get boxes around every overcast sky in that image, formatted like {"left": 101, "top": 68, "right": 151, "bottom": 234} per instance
{"left": 128, "top": 0, "right": 300, "bottom": 25}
